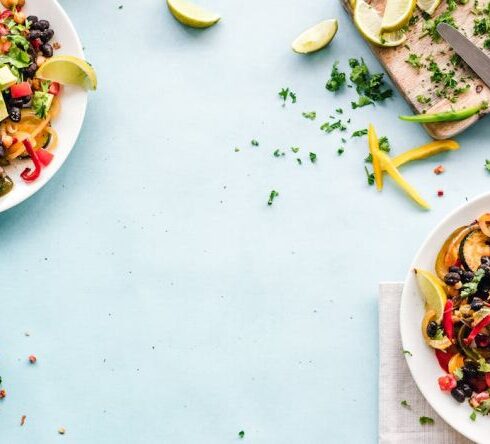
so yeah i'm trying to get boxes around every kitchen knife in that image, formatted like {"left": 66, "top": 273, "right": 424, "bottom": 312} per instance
{"left": 437, "top": 23, "right": 490, "bottom": 88}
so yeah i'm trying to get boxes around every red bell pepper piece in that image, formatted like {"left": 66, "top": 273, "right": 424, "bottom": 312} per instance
{"left": 465, "top": 315, "right": 490, "bottom": 345}
{"left": 435, "top": 349, "right": 453, "bottom": 372}
{"left": 11, "top": 82, "right": 32, "bottom": 99}
{"left": 0, "top": 10, "right": 12, "bottom": 20}
{"left": 438, "top": 374, "right": 457, "bottom": 391}
{"left": 48, "top": 82, "right": 61, "bottom": 96}
{"left": 36, "top": 149, "right": 54, "bottom": 167}
{"left": 20, "top": 140, "right": 42, "bottom": 182}
{"left": 443, "top": 300, "right": 454, "bottom": 340}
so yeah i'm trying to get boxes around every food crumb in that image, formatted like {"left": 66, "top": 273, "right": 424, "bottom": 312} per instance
{"left": 28, "top": 355, "right": 37, "bottom": 364}
{"left": 433, "top": 165, "right": 445, "bottom": 175}
{"left": 52, "top": 42, "right": 61, "bottom": 50}
{"left": 20, "top": 415, "right": 26, "bottom": 426}
{"left": 0, "top": 389, "right": 6, "bottom": 399}
{"left": 437, "top": 190, "right": 444, "bottom": 197}
{"left": 58, "top": 427, "right": 66, "bottom": 435}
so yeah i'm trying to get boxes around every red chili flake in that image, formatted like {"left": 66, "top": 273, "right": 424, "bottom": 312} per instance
{"left": 434, "top": 165, "right": 445, "bottom": 175}
{"left": 437, "top": 190, "right": 444, "bottom": 197}
{"left": 20, "top": 415, "right": 26, "bottom": 426}
{"left": 0, "top": 389, "right": 7, "bottom": 399}
{"left": 28, "top": 355, "right": 37, "bottom": 364}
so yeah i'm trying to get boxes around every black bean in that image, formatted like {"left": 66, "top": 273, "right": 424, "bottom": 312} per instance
{"left": 449, "top": 266, "right": 463, "bottom": 275}
{"left": 457, "top": 381, "right": 473, "bottom": 398}
{"left": 37, "top": 20, "right": 50, "bottom": 31}
{"left": 462, "top": 271, "right": 474, "bottom": 283}
{"left": 23, "top": 63, "right": 37, "bottom": 79}
{"left": 480, "top": 264, "right": 490, "bottom": 277}
{"left": 451, "top": 387, "right": 466, "bottom": 403}
{"left": 40, "top": 29, "right": 54, "bottom": 43}
{"left": 426, "top": 321, "right": 439, "bottom": 338}
{"left": 30, "top": 21, "right": 43, "bottom": 31}
{"left": 40, "top": 43, "right": 53, "bottom": 58}
{"left": 28, "top": 30, "right": 42, "bottom": 41}
{"left": 8, "top": 98, "right": 23, "bottom": 108}
{"left": 8, "top": 107, "right": 21, "bottom": 123}
{"left": 444, "top": 272, "right": 461, "bottom": 286}
{"left": 462, "top": 362, "right": 480, "bottom": 381}
{"left": 482, "top": 256, "right": 490, "bottom": 265}
{"left": 471, "top": 297, "right": 484, "bottom": 311}
{"left": 27, "top": 15, "right": 38, "bottom": 24}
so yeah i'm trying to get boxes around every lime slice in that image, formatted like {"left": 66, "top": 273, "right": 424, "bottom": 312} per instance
{"left": 166, "top": 0, "right": 220, "bottom": 28}
{"left": 416, "top": 0, "right": 441, "bottom": 16}
{"left": 292, "top": 19, "right": 338, "bottom": 54}
{"left": 415, "top": 269, "right": 447, "bottom": 322}
{"left": 36, "top": 56, "right": 97, "bottom": 90}
{"left": 381, "top": 0, "right": 416, "bottom": 32}
{"left": 354, "top": 0, "right": 407, "bottom": 47}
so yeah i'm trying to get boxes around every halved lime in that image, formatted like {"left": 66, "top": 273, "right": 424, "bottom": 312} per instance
{"left": 381, "top": 0, "right": 416, "bottom": 32}
{"left": 354, "top": 0, "right": 407, "bottom": 47}
{"left": 292, "top": 19, "right": 338, "bottom": 54}
{"left": 415, "top": 269, "right": 447, "bottom": 322}
{"left": 416, "top": 0, "right": 441, "bottom": 16}
{"left": 36, "top": 56, "right": 97, "bottom": 90}
{"left": 166, "top": 0, "right": 220, "bottom": 28}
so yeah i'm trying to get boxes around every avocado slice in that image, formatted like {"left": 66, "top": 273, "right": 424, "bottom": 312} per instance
{"left": 0, "top": 66, "right": 17, "bottom": 91}
{"left": 0, "top": 93, "right": 9, "bottom": 122}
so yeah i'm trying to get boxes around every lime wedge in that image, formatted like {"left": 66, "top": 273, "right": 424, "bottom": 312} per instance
{"left": 354, "top": 0, "right": 407, "bottom": 47}
{"left": 381, "top": 0, "right": 416, "bottom": 32}
{"left": 415, "top": 269, "right": 447, "bottom": 322}
{"left": 36, "top": 56, "right": 97, "bottom": 90}
{"left": 416, "top": 0, "right": 441, "bottom": 16}
{"left": 166, "top": 0, "right": 220, "bottom": 28}
{"left": 292, "top": 19, "right": 338, "bottom": 54}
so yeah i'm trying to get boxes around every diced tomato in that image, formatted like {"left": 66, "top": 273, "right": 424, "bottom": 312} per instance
{"left": 10, "top": 82, "right": 32, "bottom": 99}
{"left": 48, "top": 82, "right": 61, "bottom": 96}
{"left": 438, "top": 374, "right": 457, "bottom": 391}
{"left": 435, "top": 349, "right": 453, "bottom": 373}
{"left": 1, "top": 41, "right": 11, "bottom": 54}
{"left": 0, "top": 24, "right": 9, "bottom": 36}
{"left": 485, "top": 373, "right": 490, "bottom": 388}
{"left": 31, "top": 38, "right": 41, "bottom": 51}
{"left": 0, "top": 10, "right": 12, "bottom": 20}
{"left": 36, "top": 149, "right": 54, "bottom": 167}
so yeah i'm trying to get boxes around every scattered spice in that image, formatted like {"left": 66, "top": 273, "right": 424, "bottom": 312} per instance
{"left": 28, "top": 355, "right": 37, "bottom": 364}
{"left": 58, "top": 427, "right": 66, "bottom": 435}
{"left": 437, "top": 190, "right": 444, "bottom": 197}
{"left": 0, "top": 389, "right": 6, "bottom": 399}
{"left": 433, "top": 165, "right": 445, "bottom": 175}
{"left": 20, "top": 415, "right": 26, "bottom": 426}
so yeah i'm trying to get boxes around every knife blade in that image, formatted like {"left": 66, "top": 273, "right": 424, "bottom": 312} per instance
{"left": 437, "top": 23, "right": 490, "bottom": 88}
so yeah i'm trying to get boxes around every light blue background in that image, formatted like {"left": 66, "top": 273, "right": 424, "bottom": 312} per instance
{"left": 0, "top": 0, "right": 489, "bottom": 442}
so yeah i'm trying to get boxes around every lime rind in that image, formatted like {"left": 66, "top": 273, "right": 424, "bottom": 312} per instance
{"left": 415, "top": 269, "right": 447, "bottom": 322}
{"left": 36, "top": 55, "right": 97, "bottom": 91}
{"left": 416, "top": 0, "right": 441, "bottom": 15}
{"left": 381, "top": 0, "right": 417, "bottom": 32}
{"left": 166, "top": 0, "right": 220, "bottom": 28}
{"left": 292, "top": 19, "right": 338, "bottom": 54}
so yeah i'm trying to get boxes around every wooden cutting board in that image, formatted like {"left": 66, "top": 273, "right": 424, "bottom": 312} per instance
{"left": 342, "top": 0, "right": 490, "bottom": 139}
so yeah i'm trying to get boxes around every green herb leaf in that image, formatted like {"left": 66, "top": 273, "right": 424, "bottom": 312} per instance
{"left": 352, "top": 129, "right": 368, "bottom": 138}
{"left": 485, "top": 159, "right": 490, "bottom": 172}
{"left": 470, "top": 410, "right": 477, "bottom": 421}
{"left": 326, "top": 61, "right": 346, "bottom": 92}
{"left": 238, "top": 430, "right": 245, "bottom": 439}
{"left": 273, "top": 149, "right": 285, "bottom": 157}
{"left": 461, "top": 268, "right": 485, "bottom": 298}
{"left": 365, "top": 166, "right": 375, "bottom": 186}
{"left": 403, "top": 350, "right": 412, "bottom": 356}
{"left": 351, "top": 95, "right": 373, "bottom": 109}
{"left": 309, "top": 152, "right": 317, "bottom": 163}
{"left": 268, "top": 190, "right": 279, "bottom": 206}
{"left": 406, "top": 53, "right": 423, "bottom": 70}
{"left": 419, "top": 416, "right": 434, "bottom": 425}
{"left": 251, "top": 139, "right": 259, "bottom": 146}
{"left": 401, "top": 400, "right": 410, "bottom": 408}
{"left": 302, "top": 111, "right": 316, "bottom": 120}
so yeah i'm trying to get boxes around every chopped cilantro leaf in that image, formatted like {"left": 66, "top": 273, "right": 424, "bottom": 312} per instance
{"left": 470, "top": 410, "right": 477, "bottom": 421}
{"left": 365, "top": 166, "right": 375, "bottom": 186}
{"left": 326, "top": 61, "right": 346, "bottom": 92}
{"left": 279, "top": 87, "right": 296, "bottom": 105}
{"left": 296, "top": 158, "right": 302, "bottom": 165}
{"left": 348, "top": 58, "right": 393, "bottom": 103}
{"left": 291, "top": 147, "right": 300, "bottom": 153}
{"left": 486, "top": 159, "right": 490, "bottom": 172}
{"left": 403, "top": 350, "right": 412, "bottom": 356}
{"left": 417, "top": 95, "right": 431, "bottom": 105}
{"left": 302, "top": 111, "right": 316, "bottom": 120}
{"left": 238, "top": 430, "right": 245, "bottom": 439}
{"left": 422, "top": 11, "right": 456, "bottom": 42}
{"left": 251, "top": 139, "right": 259, "bottom": 146}
{"left": 268, "top": 190, "right": 279, "bottom": 206}
{"left": 309, "top": 152, "right": 317, "bottom": 163}
{"left": 406, "top": 53, "right": 423, "bottom": 70}
{"left": 351, "top": 95, "right": 373, "bottom": 109}
{"left": 401, "top": 400, "right": 410, "bottom": 408}
{"left": 352, "top": 129, "right": 368, "bottom": 138}
{"left": 336, "top": 108, "right": 343, "bottom": 114}
{"left": 419, "top": 416, "right": 434, "bottom": 425}
{"left": 273, "top": 149, "right": 285, "bottom": 157}
{"left": 320, "top": 120, "right": 347, "bottom": 133}
{"left": 337, "top": 147, "right": 344, "bottom": 155}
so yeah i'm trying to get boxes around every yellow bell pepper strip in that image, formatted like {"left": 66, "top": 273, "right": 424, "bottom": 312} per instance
{"left": 399, "top": 101, "right": 488, "bottom": 123}
{"left": 391, "top": 140, "right": 460, "bottom": 168}
{"left": 368, "top": 124, "right": 383, "bottom": 191}
{"left": 372, "top": 149, "right": 430, "bottom": 209}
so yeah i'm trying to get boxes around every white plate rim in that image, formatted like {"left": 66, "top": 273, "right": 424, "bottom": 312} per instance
{"left": 401, "top": 191, "right": 490, "bottom": 444}
{"left": 0, "top": 0, "right": 87, "bottom": 213}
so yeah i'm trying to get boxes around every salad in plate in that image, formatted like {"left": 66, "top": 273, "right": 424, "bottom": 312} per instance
{"left": 0, "top": 0, "right": 96, "bottom": 198}
{"left": 416, "top": 214, "right": 490, "bottom": 419}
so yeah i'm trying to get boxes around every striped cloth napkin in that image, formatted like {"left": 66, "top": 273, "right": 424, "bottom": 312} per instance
{"left": 379, "top": 282, "right": 473, "bottom": 443}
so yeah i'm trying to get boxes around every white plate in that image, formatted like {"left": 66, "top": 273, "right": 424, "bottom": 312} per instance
{"left": 401, "top": 192, "right": 490, "bottom": 444}
{"left": 0, "top": 0, "right": 87, "bottom": 213}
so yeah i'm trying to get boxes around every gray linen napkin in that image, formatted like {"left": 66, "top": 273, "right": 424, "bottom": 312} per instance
{"left": 379, "top": 282, "right": 473, "bottom": 444}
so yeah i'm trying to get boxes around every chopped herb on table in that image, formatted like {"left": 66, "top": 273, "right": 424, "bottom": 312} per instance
{"left": 291, "top": 147, "right": 300, "bottom": 153}
{"left": 403, "top": 350, "right": 412, "bottom": 356}
{"left": 422, "top": 11, "right": 456, "bottom": 42}
{"left": 296, "top": 158, "right": 302, "bottom": 165}
{"left": 302, "top": 111, "right": 316, "bottom": 120}
{"left": 400, "top": 400, "right": 410, "bottom": 408}
{"left": 338, "top": 147, "right": 344, "bottom": 156}
{"left": 349, "top": 58, "right": 393, "bottom": 104}
{"left": 419, "top": 416, "right": 434, "bottom": 425}
{"left": 268, "top": 190, "right": 279, "bottom": 206}
{"left": 278, "top": 87, "right": 296, "bottom": 105}
{"left": 320, "top": 119, "right": 347, "bottom": 133}
{"left": 485, "top": 38, "right": 490, "bottom": 49}
{"left": 351, "top": 95, "right": 373, "bottom": 109}
{"left": 470, "top": 410, "right": 477, "bottom": 421}
{"left": 406, "top": 53, "right": 423, "bottom": 70}
{"left": 309, "top": 152, "right": 317, "bottom": 163}
{"left": 251, "top": 139, "right": 259, "bottom": 146}
{"left": 416, "top": 95, "right": 431, "bottom": 105}
{"left": 336, "top": 108, "right": 343, "bottom": 114}
{"left": 365, "top": 166, "right": 375, "bottom": 186}
{"left": 365, "top": 136, "right": 390, "bottom": 162}
{"left": 326, "top": 61, "right": 346, "bottom": 92}
{"left": 238, "top": 431, "right": 245, "bottom": 439}
{"left": 485, "top": 159, "right": 490, "bottom": 172}
{"left": 273, "top": 149, "right": 285, "bottom": 157}
{"left": 352, "top": 128, "right": 368, "bottom": 138}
